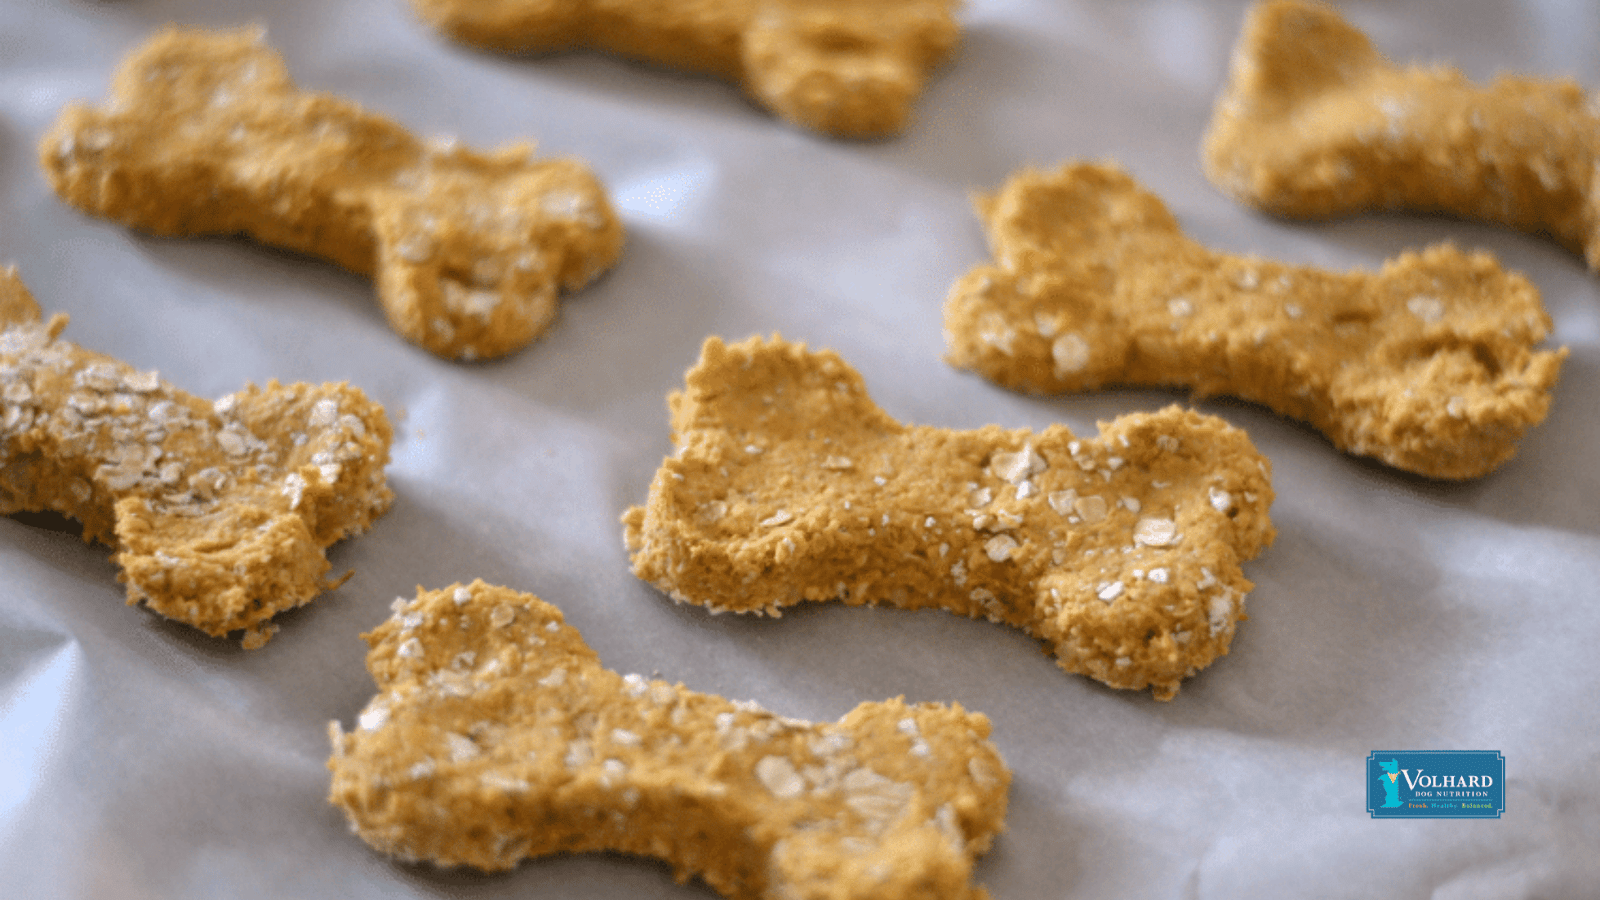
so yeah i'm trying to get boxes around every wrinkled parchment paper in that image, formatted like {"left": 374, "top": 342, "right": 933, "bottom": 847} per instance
{"left": 2, "top": 1, "right": 1597, "bottom": 897}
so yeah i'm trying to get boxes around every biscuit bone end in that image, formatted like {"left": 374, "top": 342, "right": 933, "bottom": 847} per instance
{"left": 739, "top": 0, "right": 962, "bottom": 137}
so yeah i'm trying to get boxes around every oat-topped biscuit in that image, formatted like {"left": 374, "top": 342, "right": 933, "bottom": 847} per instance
{"left": 0, "top": 267, "right": 392, "bottom": 646}
{"left": 40, "top": 27, "right": 623, "bottom": 360}
{"left": 623, "top": 336, "right": 1275, "bottom": 699}
{"left": 1204, "top": 0, "right": 1600, "bottom": 270}
{"left": 944, "top": 162, "right": 1566, "bottom": 479}
{"left": 329, "top": 581, "right": 1010, "bottom": 899}
{"left": 408, "top": 0, "right": 961, "bottom": 137}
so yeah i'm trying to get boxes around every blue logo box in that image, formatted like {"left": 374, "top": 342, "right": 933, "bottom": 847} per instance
{"left": 1368, "top": 750, "right": 1504, "bottom": 818}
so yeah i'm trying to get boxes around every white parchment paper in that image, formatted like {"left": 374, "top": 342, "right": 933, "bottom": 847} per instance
{"left": 2, "top": 1, "right": 1598, "bottom": 897}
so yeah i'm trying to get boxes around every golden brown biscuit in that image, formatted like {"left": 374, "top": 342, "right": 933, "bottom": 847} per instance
{"left": 329, "top": 580, "right": 1010, "bottom": 899}
{"left": 39, "top": 27, "right": 624, "bottom": 361}
{"left": 408, "top": 0, "right": 961, "bottom": 137}
{"left": 943, "top": 162, "right": 1567, "bottom": 480}
{"left": 1203, "top": 0, "right": 1600, "bottom": 269}
{"left": 623, "top": 336, "right": 1275, "bottom": 700}
{"left": 0, "top": 267, "right": 393, "bottom": 646}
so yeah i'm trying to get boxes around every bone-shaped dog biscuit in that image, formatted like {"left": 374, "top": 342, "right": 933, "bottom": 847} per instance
{"left": 0, "top": 267, "right": 393, "bottom": 646}
{"left": 39, "top": 28, "right": 624, "bottom": 360}
{"left": 1204, "top": 0, "right": 1600, "bottom": 269}
{"left": 328, "top": 580, "right": 1010, "bottom": 899}
{"left": 943, "top": 162, "right": 1567, "bottom": 480}
{"left": 408, "top": 0, "right": 961, "bottom": 137}
{"left": 623, "top": 336, "right": 1275, "bottom": 700}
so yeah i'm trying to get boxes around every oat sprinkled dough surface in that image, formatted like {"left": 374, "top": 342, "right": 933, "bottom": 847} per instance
{"left": 1204, "top": 0, "right": 1600, "bottom": 270}
{"left": 624, "top": 336, "right": 1275, "bottom": 700}
{"left": 0, "top": 267, "right": 393, "bottom": 647}
{"left": 407, "top": 0, "right": 961, "bottom": 137}
{"left": 329, "top": 581, "right": 1011, "bottom": 900}
{"left": 943, "top": 162, "right": 1567, "bottom": 480}
{"left": 39, "top": 27, "right": 624, "bottom": 361}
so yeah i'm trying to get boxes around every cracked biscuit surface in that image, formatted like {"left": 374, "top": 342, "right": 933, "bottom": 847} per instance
{"left": 329, "top": 580, "right": 1010, "bottom": 900}
{"left": 1204, "top": 0, "right": 1600, "bottom": 269}
{"left": 408, "top": 0, "right": 961, "bottom": 137}
{"left": 623, "top": 336, "right": 1275, "bottom": 700}
{"left": 943, "top": 162, "right": 1567, "bottom": 479}
{"left": 0, "top": 268, "right": 393, "bottom": 646}
{"left": 40, "top": 27, "right": 624, "bottom": 360}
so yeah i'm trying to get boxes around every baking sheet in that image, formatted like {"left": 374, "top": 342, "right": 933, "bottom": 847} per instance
{"left": 3, "top": 0, "right": 1598, "bottom": 897}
